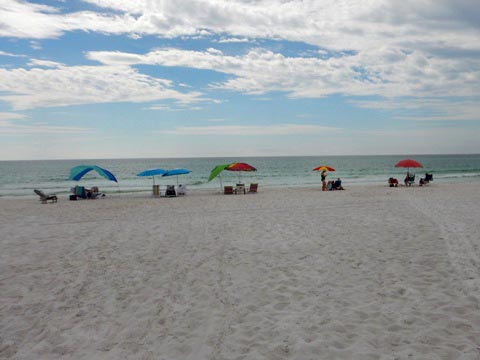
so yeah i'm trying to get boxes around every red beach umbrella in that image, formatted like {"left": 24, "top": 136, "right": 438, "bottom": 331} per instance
{"left": 226, "top": 163, "right": 257, "bottom": 172}
{"left": 312, "top": 165, "right": 335, "bottom": 172}
{"left": 226, "top": 162, "right": 257, "bottom": 182}
{"left": 395, "top": 159, "right": 423, "bottom": 169}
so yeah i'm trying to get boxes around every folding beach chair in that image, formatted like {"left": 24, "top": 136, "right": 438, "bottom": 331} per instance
{"left": 165, "top": 185, "right": 176, "bottom": 197}
{"left": 406, "top": 174, "right": 415, "bottom": 187}
{"left": 34, "top": 189, "right": 58, "bottom": 204}
{"left": 248, "top": 183, "right": 258, "bottom": 193}
{"left": 177, "top": 184, "right": 187, "bottom": 195}
{"left": 425, "top": 173, "right": 433, "bottom": 184}
{"left": 235, "top": 184, "right": 246, "bottom": 194}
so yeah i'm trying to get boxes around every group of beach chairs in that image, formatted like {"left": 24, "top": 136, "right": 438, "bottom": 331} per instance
{"left": 224, "top": 183, "right": 258, "bottom": 194}
{"left": 69, "top": 185, "right": 105, "bottom": 200}
{"left": 33, "top": 185, "right": 105, "bottom": 204}
{"left": 35, "top": 173, "right": 434, "bottom": 204}
{"left": 388, "top": 173, "right": 433, "bottom": 187}
{"left": 155, "top": 184, "right": 187, "bottom": 198}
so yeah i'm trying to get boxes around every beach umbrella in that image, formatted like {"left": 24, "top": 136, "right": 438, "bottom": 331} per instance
{"left": 227, "top": 163, "right": 257, "bottom": 172}
{"left": 225, "top": 162, "right": 257, "bottom": 183}
{"left": 69, "top": 165, "right": 118, "bottom": 182}
{"left": 208, "top": 164, "right": 231, "bottom": 182}
{"left": 162, "top": 168, "right": 191, "bottom": 185}
{"left": 394, "top": 159, "right": 423, "bottom": 169}
{"left": 208, "top": 164, "right": 231, "bottom": 190}
{"left": 312, "top": 165, "right": 335, "bottom": 172}
{"left": 137, "top": 168, "right": 167, "bottom": 185}
{"left": 395, "top": 159, "right": 423, "bottom": 174}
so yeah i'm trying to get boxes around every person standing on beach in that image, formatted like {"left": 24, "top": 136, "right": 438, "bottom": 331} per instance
{"left": 321, "top": 169, "right": 327, "bottom": 191}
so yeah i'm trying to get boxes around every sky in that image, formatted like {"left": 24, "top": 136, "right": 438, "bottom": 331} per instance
{"left": 0, "top": 0, "right": 479, "bottom": 160}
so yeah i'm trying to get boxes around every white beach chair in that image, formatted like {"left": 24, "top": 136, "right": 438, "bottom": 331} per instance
{"left": 177, "top": 184, "right": 187, "bottom": 195}
{"left": 235, "top": 184, "right": 246, "bottom": 194}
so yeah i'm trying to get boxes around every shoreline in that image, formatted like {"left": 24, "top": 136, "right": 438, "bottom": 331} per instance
{"left": 2, "top": 178, "right": 478, "bottom": 199}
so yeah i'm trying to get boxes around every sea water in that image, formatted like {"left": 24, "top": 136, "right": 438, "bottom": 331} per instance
{"left": 1, "top": 154, "right": 479, "bottom": 197}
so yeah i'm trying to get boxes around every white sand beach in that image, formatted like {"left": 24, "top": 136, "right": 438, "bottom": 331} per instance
{"left": 1, "top": 184, "right": 480, "bottom": 359}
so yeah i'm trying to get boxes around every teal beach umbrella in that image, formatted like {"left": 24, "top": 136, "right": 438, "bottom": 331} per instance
{"left": 69, "top": 165, "right": 118, "bottom": 182}
{"left": 162, "top": 168, "right": 191, "bottom": 185}
{"left": 137, "top": 168, "right": 167, "bottom": 185}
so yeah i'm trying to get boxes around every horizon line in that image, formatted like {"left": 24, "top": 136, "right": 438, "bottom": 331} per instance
{"left": 1, "top": 152, "right": 479, "bottom": 162}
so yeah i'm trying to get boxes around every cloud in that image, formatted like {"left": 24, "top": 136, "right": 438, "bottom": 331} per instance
{"left": 0, "top": 64, "right": 203, "bottom": 110}
{"left": 87, "top": 47, "right": 480, "bottom": 104}
{"left": 0, "top": 112, "right": 26, "bottom": 120}
{"left": 0, "top": 51, "right": 26, "bottom": 57}
{"left": 29, "top": 40, "right": 42, "bottom": 50}
{"left": 2, "top": 0, "right": 479, "bottom": 55}
{"left": 27, "top": 59, "right": 64, "bottom": 68}
{"left": 352, "top": 98, "right": 480, "bottom": 121}
{"left": 0, "top": 112, "right": 90, "bottom": 134}
{"left": 2, "top": 1, "right": 479, "bottom": 119}
{"left": 156, "top": 124, "right": 340, "bottom": 136}
{"left": 217, "top": 37, "right": 250, "bottom": 43}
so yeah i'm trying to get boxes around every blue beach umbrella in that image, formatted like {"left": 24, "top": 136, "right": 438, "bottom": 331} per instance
{"left": 137, "top": 168, "right": 167, "bottom": 185}
{"left": 162, "top": 168, "right": 191, "bottom": 185}
{"left": 69, "top": 165, "right": 118, "bottom": 182}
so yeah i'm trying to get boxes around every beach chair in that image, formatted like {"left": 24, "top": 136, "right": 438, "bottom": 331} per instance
{"left": 90, "top": 191, "right": 104, "bottom": 199}
{"left": 74, "top": 185, "right": 86, "bottom": 199}
{"left": 177, "top": 184, "right": 186, "bottom": 195}
{"left": 224, "top": 186, "right": 234, "bottom": 195}
{"left": 34, "top": 189, "right": 57, "bottom": 204}
{"left": 388, "top": 178, "right": 398, "bottom": 187}
{"left": 406, "top": 174, "right": 415, "bottom": 187}
{"left": 248, "top": 183, "right": 258, "bottom": 193}
{"left": 235, "top": 184, "right": 246, "bottom": 194}
{"left": 165, "top": 185, "right": 176, "bottom": 197}
{"left": 333, "top": 179, "right": 345, "bottom": 190}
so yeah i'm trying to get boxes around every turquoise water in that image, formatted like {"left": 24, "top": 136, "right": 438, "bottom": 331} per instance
{"left": 1, "top": 155, "right": 480, "bottom": 197}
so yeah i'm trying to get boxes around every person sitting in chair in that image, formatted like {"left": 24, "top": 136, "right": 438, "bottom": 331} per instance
{"left": 424, "top": 173, "right": 433, "bottom": 184}
{"left": 333, "top": 178, "right": 345, "bottom": 190}
{"left": 326, "top": 180, "right": 334, "bottom": 191}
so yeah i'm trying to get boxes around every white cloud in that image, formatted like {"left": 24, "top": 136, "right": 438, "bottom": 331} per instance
{"left": 352, "top": 98, "right": 480, "bottom": 121}
{"left": 217, "top": 37, "right": 250, "bottom": 43}
{"left": 29, "top": 41, "right": 42, "bottom": 50}
{"left": 0, "top": 112, "right": 90, "bottom": 134}
{"left": 1, "top": 0, "right": 479, "bottom": 119}
{"left": 2, "top": 0, "right": 479, "bottom": 55}
{"left": 0, "top": 112, "right": 26, "bottom": 120}
{"left": 0, "top": 51, "right": 26, "bottom": 57}
{"left": 156, "top": 124, "right": 340, "bottom": 136}
{"left": 87, "top": 47, "right": 480, "bottom": 108}
{"left": 0, "top": 64, "right": 203, "bottom": 110}
{"left": 27, "top": 59, "right": 64, "bottom": 68}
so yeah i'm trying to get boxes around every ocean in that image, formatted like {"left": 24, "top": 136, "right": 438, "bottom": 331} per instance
{"left": 1, "top": 154, "right": 480, "bottom": 197}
